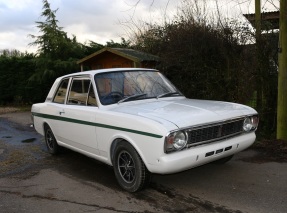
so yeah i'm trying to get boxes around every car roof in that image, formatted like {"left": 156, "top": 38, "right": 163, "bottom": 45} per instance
{"left": 61, "top": 68, "right": 157, "bottom": 78}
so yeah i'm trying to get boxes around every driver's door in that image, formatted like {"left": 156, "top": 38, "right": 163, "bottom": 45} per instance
{"left": 53, "top": 76, "right": 99, "bottom": 155}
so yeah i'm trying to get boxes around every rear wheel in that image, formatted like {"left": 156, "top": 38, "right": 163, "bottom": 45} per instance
{"left": 44, "top": 125, "right": 59, "bottom": 155}
{"left": 113, "top": 141, "right": 151, "bottom": 192}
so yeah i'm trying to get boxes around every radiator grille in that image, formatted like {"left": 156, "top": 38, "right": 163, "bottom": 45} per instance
{"left": 187, "top": 119, "right": 244, "bottom": 146}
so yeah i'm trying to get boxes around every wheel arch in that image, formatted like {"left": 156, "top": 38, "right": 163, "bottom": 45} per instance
{"left": 110, "top": 137, "right": 150, "bottom": 172}
{"left": 42, "top": 121, "right": 54, "bottom": 135}
{"left": 42, "top": 121, "right": 56, "bottom": 140}
{"left": 43, "top": 122, "right": 49, "bottom": 131}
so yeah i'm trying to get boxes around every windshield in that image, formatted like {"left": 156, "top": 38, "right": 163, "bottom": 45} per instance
{"left": 94, "top": 70, "right": 182, "bottom": 105}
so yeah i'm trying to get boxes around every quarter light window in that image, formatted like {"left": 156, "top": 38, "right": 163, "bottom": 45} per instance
{"left": 87, "top": 85, "right": 97, "bottom": 106}
{"left": 68, "top": 78, "right": 90, "bottom": 105}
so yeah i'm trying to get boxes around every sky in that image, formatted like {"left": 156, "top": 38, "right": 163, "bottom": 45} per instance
{"left": 0, "top": 0, "right": 279, "bottom": 53}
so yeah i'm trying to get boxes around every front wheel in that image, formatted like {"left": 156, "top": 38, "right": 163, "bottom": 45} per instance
{"left": 44, "top": 125, "right": 60, "bottom": 155}
{"left": 113, "top": 141, "right": 151, "bottom": 192}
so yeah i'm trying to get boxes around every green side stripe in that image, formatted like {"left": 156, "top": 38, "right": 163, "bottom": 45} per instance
{"left": 32, "top": 112, "right": 163, "bottom": 139}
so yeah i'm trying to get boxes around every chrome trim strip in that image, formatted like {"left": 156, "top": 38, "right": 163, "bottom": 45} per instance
{"left": 186, "top": 132, "right": 244, "bottom": 148}
{"left": 177, "top": 114, "right": 257, "bottom": 133}
{"left": 186, "top": 117, "right": 244, "bottom": 132}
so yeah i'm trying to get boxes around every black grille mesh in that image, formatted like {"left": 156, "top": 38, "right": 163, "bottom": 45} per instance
{"left": 188, "top": 119, "right": 244, "bottom": 145}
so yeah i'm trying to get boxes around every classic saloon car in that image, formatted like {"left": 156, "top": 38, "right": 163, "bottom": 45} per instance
{"left": 31, "top": 68, "right": 258, "bottom": 192}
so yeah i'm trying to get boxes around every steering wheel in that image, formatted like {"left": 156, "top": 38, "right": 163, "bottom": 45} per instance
{"left": 101, "top": 92, "right": 124, "bottom": 104}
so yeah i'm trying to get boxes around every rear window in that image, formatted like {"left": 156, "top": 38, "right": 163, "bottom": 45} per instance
{"left": 53, "top": 78, "right": 69, "bottom": 104}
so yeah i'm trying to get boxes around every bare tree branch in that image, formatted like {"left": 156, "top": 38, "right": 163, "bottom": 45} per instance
{"left": 266, "top": 0, "right": 279, "bottom": 10}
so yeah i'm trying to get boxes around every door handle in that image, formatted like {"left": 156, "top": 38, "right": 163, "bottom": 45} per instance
{"left": 59, "top": 110, "right": 65, "bottom": 115}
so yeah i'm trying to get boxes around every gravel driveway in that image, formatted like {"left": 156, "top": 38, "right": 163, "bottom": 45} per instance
{"left": 0, "top": 107, "right": 23, "bottom": 115}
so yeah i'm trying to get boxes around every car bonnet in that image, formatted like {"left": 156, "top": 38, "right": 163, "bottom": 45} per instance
{"left": 109, "top": 98, "right": 257, "bottom": 129}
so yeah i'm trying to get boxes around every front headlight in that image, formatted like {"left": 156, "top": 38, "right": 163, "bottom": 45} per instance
{"left": 165, "top": 131, "right": 188, "bottom": 153}
{"left": 243, "top": 115, "right": 259, "bottom": 132}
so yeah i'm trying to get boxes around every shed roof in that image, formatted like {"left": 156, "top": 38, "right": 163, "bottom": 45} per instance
{"left": 243, "top": 11, "right": 279, "bottom": 30}
{"left": 77, "top": 47, "right": 160, "bottom": 64}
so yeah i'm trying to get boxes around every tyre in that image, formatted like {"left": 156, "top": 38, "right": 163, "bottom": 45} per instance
{"left": 44, "top": 125, "right": 60, "bottom": 155}
{"left": 213, "top": 155, "right": 234, "bottom": 164}
{"left": 113, "top": 141, "right": 151, "bottom": 192}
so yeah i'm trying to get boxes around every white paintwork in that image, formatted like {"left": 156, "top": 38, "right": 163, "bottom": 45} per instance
{"left": 110, "top": 98, "right": 257, "bottom": 128}
{"left": 148, "top": 133, "right": 256, "bottom": 174}
{"left": 32, "top": 68, "right": 258, "bottom": 174}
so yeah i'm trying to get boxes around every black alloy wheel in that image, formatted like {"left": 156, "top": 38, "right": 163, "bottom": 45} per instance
{"left": 113, "top": 141, "right": 151, "bottom": 192}
{"left": 44, "top": 125, "right": 59, "bottom": 155}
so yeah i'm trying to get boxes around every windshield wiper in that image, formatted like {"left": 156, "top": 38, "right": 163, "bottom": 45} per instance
{"left": 118, "top": 93, "right": 147, "bottom": 104}
{"left": 156, "top": 92, "right": 181, "bottom": 99}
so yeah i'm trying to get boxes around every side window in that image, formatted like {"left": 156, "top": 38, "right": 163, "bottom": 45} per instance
{"left": 87, "top": 84, "right": 97, "bottom": 106}
{"left": 53, "top": 78, "right": 69, "bottom": 104}
{"left": 67, "top": 78, "right": 90, "bottom": 105}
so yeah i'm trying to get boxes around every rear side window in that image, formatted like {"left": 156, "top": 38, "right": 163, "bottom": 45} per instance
{"left": 53, "top": 78, "right": 69, "bottom": 104}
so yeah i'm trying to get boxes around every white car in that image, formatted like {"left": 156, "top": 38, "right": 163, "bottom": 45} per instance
{"left": 31, "top": 68, "right": 258, "bottom": 192}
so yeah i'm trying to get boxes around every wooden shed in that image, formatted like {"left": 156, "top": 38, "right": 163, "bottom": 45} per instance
{"left": 77, "top": 47, "right": 160, "bottom": 71}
